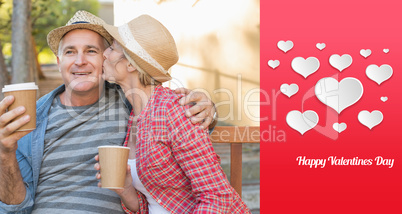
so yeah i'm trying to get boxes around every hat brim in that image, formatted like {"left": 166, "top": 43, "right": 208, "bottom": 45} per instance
{"left": 103, "top": 23, "right": 172, "bottom": 82}
{"left": 47, "top": 23, "right": 114, "bottom": 55}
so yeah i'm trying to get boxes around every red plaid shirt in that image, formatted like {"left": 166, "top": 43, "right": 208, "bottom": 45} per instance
{"left": 121, "top": 85, "right": 250, "bottom": 214}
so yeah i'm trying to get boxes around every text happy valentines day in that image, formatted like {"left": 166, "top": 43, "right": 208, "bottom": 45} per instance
{"left": 296, "top": 156, "right": 394, "bottom": 168}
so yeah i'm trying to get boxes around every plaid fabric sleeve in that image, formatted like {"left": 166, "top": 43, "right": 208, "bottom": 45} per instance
{"left": 121, "top": 111, "right": 149, "bottom": 214}
{"left": 120, "top": 190, "right": 149, "bottom": 214}
{"left": 167, "top": 100, "right": 234, "bottom": 213}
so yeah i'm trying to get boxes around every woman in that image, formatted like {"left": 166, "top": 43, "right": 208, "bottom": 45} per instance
{"left": 94, "top": 15, "right": 250, "bottom": 213}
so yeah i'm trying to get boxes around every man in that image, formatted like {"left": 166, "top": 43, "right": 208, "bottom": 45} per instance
{"left": 0, "top": 11, "right": 216, "bottom": 213}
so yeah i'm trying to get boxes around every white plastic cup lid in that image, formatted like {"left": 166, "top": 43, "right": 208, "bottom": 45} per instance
{"left": 2, "top": 82, "right": 39, "bottom": 93}
{"left": 98, "top": 145, "right": 130, "bottom": 150}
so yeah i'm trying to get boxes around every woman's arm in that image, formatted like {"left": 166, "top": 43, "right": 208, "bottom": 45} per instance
{"left": 167, "top": 100, "right": 234, "bottom": 213}
{"left": 94, "top": 155, "right": 142, "bottom": 213}
{"left": 121, "top": 191, "right": 149, "bottom": 214}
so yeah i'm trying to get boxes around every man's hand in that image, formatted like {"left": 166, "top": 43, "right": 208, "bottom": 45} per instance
{"left": 0, "top": 96, "right": 30, "bottom": 204}
{"left": 0, "top": 96, "right": 30, "bottom": 155}
{"left": 174, "top": 88, "right": 217, "bottom": 129}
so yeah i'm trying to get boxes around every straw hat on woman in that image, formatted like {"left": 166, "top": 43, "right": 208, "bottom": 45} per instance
{"left": 95, "top": 15, "right": 250, "bottom": 213}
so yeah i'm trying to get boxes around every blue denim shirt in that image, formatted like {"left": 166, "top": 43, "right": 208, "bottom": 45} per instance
{"left": 0, "top": 82, "right": 130, "bottom": 214}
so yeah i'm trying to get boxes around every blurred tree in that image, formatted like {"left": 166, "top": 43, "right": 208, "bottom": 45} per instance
{"left": 11, "top": 0, "right": 32, "bottom": 83}
{"left": 0, "top": 0, "right": 99, "bottom": 84}
{"left": 0, "top": 0, "right": 10, "bottom": 97}
{"left": 0, "top": 40, "right": 9, "bottom": 99}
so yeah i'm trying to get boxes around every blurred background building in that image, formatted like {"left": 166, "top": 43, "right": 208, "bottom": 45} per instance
{"left": 109, "top": 0, "right": 260, "bottom": 127}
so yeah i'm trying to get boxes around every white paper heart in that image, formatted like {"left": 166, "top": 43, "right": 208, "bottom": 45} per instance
{"left": 380, "top": 96, "right": 388, "bottom": 102}
{"left": 280, "top": 83, "right": 299, "bottom": 98}
{"left": 286, "top": 110, "right": 319, "bottom": 135}
{"left": 316, "top": 43, "right": 326, "bottom": 50}
{"left": 291, "top": 57, "right": 320, "bottom": 78}
{"left": 333, "top": 123, "right": 347, "bottom": 133}
{"left": 277, "top": 40, "right": 294, "bottom": 53}
{"left": 360, "top": 49, "right": 371, "bottom": 58}
{"left": 315, "top": 77, "right": 363, "bottom": 114}
{"left": 383, "top": 49, "right": 389, "bottom": 53}
{"left": 366, "top": 64, "right": 393, "bottom": 85}
{"left": 329, "top": 54, "right": 353, "bottom": 72}
{"left": 268, "top": 60, "right": 280, "bottom": 69}
{"left": 358, "top": 110, "right": 383, "bottom": 130}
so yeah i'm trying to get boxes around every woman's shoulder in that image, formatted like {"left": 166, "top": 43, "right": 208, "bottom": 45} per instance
{"left": 153, "top": 85, "right": 184, "bottom": 108}
{"left": 149, "top": 86, "right": 189, "bottom": 123}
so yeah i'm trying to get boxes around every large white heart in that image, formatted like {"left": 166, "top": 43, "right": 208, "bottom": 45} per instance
{"left": 286, "top": 110, "right": 319, "bottom": 135}
{"left": 358, "top": 110, "right": 383, "bottom": 130}
{"left": 277, "top": 40, "right": 294, "bottom": 53}
{"left": 315, "top": 77, "right": 363, "bottom": 114}
{"left": 291, "top": 57, "right": 320, "bottom": 78}
{"left": 329, "top": 54, "right": 353, "bottom": 72}
{"left": 280, "top": 83, "right": 299, "bottom": 98}
{"left": 360, "top": 49, "right": 371, "bottom": 58}
{"left": 366, "top": 64, "right": 393, "bottom": 85}
{"left": 268, "top": 60, "right": 280, "bottom": 69}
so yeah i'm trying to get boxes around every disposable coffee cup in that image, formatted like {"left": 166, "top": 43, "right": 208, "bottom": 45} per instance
{"left": 2, "top": 82, "right": 38, "bottom": 131}
{"left": 98, "top": 146, "right": 130, "bottom": 189}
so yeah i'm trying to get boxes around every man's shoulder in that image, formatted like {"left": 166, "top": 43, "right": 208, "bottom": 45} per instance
{"left": 104, "top": 81, "right": 132, "bottom": 111}
{"left": 104, "top": 81, "right": 125, "bottom": 99}
{"left": 105, "top": 81, "right": 121, "bottom": 91}
{"left": 36, "top": 84, "right": 65, "bottom": 108}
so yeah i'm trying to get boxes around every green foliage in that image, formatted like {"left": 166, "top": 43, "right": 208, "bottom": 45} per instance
{"left": 0, "top": 0, "right": 100, "bottom": 61}
{"left": 31, "top": 0, "right": 100, "bottom": 52}
{"left": 0, "top": 0, "right": 12, "bottom": 42}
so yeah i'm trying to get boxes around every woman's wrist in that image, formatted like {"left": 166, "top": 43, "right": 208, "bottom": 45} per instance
{"left": 118, "top": 184, "right": 136, "bottom": 198}
{"left": 119, "top": 185, "right": 139, "bottom": 212}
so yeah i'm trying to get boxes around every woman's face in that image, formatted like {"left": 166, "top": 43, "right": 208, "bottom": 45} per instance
{"left": 102, "top": 40, "right": 129, "bottom": 83}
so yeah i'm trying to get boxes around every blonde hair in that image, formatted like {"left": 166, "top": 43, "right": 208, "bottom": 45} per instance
{"left": 123, "top": 49, "right": 161, "bottom": 87}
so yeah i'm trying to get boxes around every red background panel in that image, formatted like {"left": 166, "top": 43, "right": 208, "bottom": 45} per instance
{"left": 260, "top": 0, "right": 402, "bottom": 213}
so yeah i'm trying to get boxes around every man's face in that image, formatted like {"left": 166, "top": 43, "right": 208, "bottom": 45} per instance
{"left": 57, "top": 29, "right": 106, "bottom": 95}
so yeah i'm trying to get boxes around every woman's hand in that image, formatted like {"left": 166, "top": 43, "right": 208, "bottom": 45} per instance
{"left": 94, "top": 155, "right": 139, "bottom": 211}
{"left": 94, "top": 155, "right": 135, "bottom": 196}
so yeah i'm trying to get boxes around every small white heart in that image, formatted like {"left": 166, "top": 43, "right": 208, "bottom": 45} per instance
{"left": 291, "top": 57, "right": 320, "bottom": 78}
{"left": 333, "top": 123, "right": 347, "bottom": 133}
{"left": 329, "top": 54, "right": 353, "bottom": 72}
{"left": 358, "top": 110, "right": 383, "bottom": 130}
{"left": 366, "top": 64, "right": 393, "bottom": 85}
{"left": 316, "top": 43, "right": 326, "bottom": 50}
{"left": 268, "top": 60, "right": 280, "bottom": 69}
{"left": 280, "top": 83, "right": 299, "bottom": 98}
{"left": 360, "top": 49, "right": 371, "bottom": 58}
{"left": 383, "top": 49, "right": 389, "bottom": 53}
{"left": 277, "top": 40, "right": 294, "bottom": 53}
{"left": 380, "top": 96, "right": 388, "bottom": 102}
{"left": 286, "top": 110, "right": 319, "bottom": 135}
